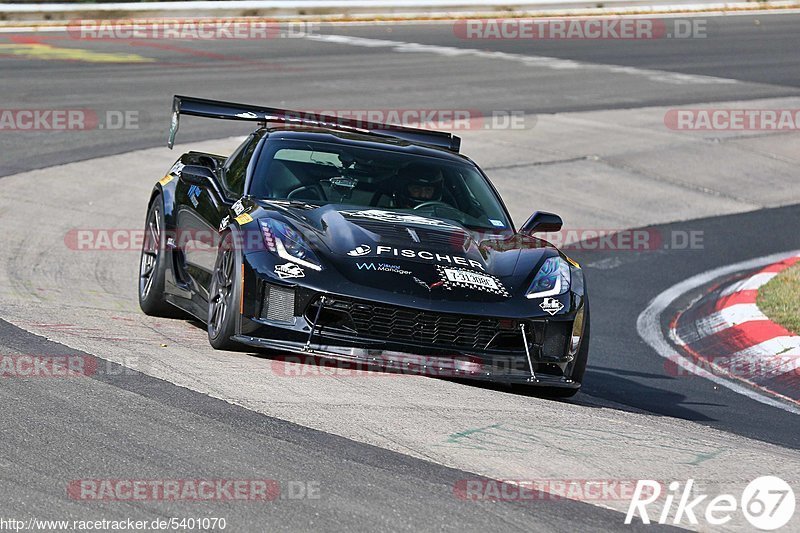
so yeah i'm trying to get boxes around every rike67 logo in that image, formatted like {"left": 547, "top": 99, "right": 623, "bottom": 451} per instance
{"left": 626, "top": 476, "right": 795, "bottom": 530}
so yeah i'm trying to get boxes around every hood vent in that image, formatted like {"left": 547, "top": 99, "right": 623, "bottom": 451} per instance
{"left": 351, "top": 218, "right": 472, "bottom": 250}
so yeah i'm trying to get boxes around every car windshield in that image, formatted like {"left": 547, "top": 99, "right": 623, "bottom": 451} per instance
{"left": 249, "top": 139, "right": 511, "bottom": 230}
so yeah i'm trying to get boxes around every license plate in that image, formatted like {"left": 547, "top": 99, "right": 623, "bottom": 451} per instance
{"left": 443, "top": 268, "right": 500, "bottom": 291}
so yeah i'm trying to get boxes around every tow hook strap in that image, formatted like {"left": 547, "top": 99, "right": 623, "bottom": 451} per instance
{"left": 520, "top": 323, "right": 536, "bottom": 379}
{"left": 304, "top": 295, "right": 326, "bottom": 352}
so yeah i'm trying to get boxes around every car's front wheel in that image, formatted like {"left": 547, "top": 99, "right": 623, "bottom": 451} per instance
{"left": 540, "top": 299, "right": 590, "bottom": 399}
{"left": 208, "top": 231, "right": 243, "bottom": 351}
{"left": 138, "top": 196, "right": 177, "bottom": 317}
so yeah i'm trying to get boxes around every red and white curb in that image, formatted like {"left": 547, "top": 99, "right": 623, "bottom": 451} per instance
{"left": 637, "top": 250, "right": 800, "bottom": 414}
{"left": 667, "top": 254, "right": 800, "bottom": 406}
{"left": 673, "top": 254, "right": 800, "bottom": 356}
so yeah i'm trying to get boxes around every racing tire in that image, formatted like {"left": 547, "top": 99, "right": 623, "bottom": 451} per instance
{"left": 208, "top": 231, "right": 243, "bottom": 351}
{"left": 138, "top": 195, "right": 179, "bottom": 317}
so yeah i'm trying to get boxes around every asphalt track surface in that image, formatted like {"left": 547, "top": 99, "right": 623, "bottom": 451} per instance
{"left": 2, "top": 13, "right": 800, "bottom": 176}
{"left": 1, "top": 13, "right": 799, "bottom": 532}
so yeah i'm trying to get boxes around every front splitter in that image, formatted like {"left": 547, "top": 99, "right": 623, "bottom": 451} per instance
{"left": 232, "top": 334, "right": 580, "bottom": 389}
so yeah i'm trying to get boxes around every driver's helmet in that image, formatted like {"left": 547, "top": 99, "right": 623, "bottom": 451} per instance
{"left": 395, "top": 162, "right": 444, "bottom": 208}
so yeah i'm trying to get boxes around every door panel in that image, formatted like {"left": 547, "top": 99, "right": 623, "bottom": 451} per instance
{"left": 175, "top": 177, "right": 228, "bottom": 297}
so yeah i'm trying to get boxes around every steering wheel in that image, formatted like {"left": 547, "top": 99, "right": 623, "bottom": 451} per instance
{"left": 412, "top": 200, "right": 452, "bottom": 211}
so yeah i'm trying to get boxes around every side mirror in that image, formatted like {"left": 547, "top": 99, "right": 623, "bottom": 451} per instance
{"left": 521, "top": 211, "right": 563, "bottom": 235}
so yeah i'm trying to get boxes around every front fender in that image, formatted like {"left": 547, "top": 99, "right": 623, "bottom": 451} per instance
{"left": 151, "top": 158, "right": 184, "bottom": 228}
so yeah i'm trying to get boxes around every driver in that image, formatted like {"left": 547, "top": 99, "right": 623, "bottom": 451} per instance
{"left": 394, "top": 162, "right": 444, "bottom": 208}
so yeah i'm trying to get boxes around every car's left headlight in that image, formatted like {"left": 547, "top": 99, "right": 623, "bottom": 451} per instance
{"left": 526, "top": 256, "right": 570, "bottom": 298}
{"left": 259, "top": 219, "right": 322, "bottom": 271}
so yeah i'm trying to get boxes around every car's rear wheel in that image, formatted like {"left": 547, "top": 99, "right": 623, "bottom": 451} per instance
{"left": 138, "top": 196, "right": 177, "bottom": 317}
{"left": 208, "top": 232, "right": 243, "bottom": 351}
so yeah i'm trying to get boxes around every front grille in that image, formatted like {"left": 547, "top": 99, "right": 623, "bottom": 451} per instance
{"left": 261, "top": 284, "right": 295, "bottom": 322}
{"left": 306, "top": 297, "right": 542, "bottom": 352}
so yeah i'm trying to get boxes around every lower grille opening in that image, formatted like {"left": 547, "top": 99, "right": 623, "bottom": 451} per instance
{"left": 306, "top": 302, "right": 356, "bottom": 333}
{"left": 260, "top": 284, "right": 295, "bottom": 323}
{"left": 303, "top": 296, "right": 547, "bottom": 354}
{"left": 486, "top": 332, "right": 526, "bottom": 351}
{"left": 541, "top": 322, "right": 570, "bottom": 360}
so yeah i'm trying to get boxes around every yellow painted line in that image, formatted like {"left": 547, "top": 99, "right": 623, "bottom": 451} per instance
{"left": 0, "top": 43, "right": 154, "bottom": 63}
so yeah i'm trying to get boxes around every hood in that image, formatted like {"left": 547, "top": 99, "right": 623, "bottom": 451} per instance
{"left": 256, "top": 202, "right": 558, "bottom": 300}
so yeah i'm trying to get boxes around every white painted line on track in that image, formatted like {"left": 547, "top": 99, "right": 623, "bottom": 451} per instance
{"left": 637, "top": 250, "right": 800, "bottom": 415}
{"left": 305, "top": 33, "right": 739, "bottom": 85}
{"left": 0, "top": 26, "right": 69, "bottom": 33}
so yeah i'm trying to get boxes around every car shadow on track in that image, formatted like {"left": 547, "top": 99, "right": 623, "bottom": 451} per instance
{"left": 184, "top": 317, "right": 716, "bottom": 418}
{"left": 238, "top": 344, "right": 683, "bottom": 414}
{"left": 581, "top": 366, "right": 719, "bottom": 421}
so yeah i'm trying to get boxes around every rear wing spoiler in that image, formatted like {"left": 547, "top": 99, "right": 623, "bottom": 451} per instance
{"left": 167, "top": 95, "right": 461, "bottom": 153}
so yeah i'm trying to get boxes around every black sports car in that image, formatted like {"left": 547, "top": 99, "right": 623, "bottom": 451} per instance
{"left": 139, "top": 96, "right": 589, "bottom": 396}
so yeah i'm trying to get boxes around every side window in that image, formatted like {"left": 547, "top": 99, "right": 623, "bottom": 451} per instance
{"left": 223, "top": 135, "right": 259, "bottom": 196}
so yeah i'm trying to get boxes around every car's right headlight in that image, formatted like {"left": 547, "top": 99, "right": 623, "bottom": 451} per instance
{"left": 525, "top": 256, "right": 571, "bottom": 299}
{"left": 259, "top": 218, "right": 322, "bottom": 271}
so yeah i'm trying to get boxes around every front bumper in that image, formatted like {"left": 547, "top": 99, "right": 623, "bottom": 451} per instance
{"left": 235, "top": 281, "right": 584, "bottom": 389}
